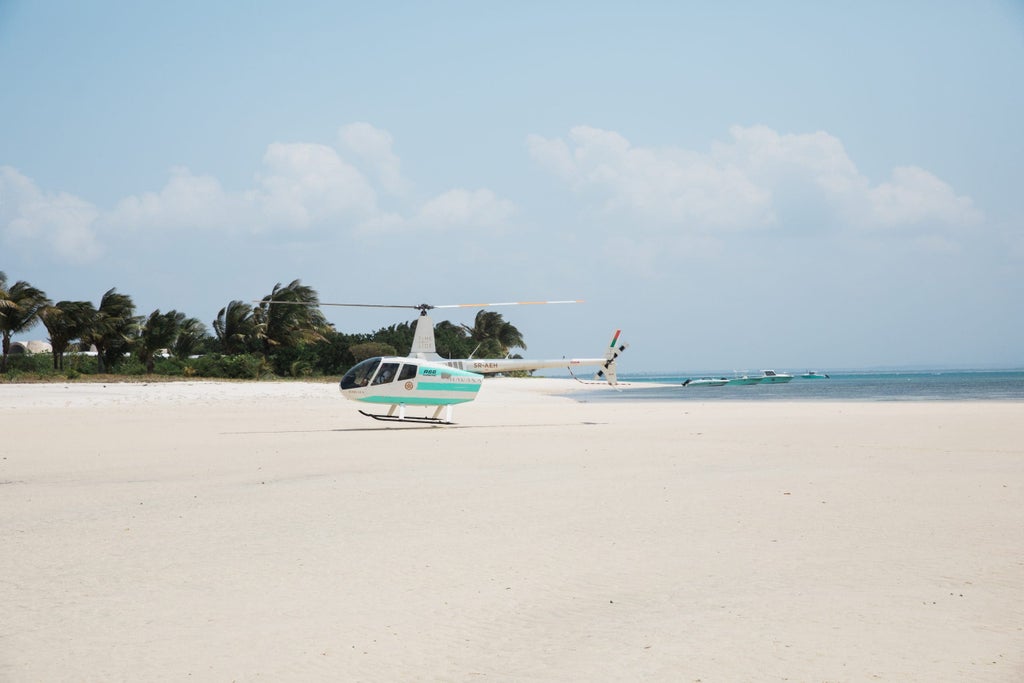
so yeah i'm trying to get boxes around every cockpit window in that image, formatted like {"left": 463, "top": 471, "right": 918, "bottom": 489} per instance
{"left": 398, "top": 364, "right": 417, "bottom": 381}
{"left": 371, "top": 362, "right": 400, "bottom": 385}
{"left": 340, "top": 357, "right": 381, "bottom": 390}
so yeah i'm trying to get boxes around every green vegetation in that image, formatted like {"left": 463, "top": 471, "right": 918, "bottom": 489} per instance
{"left": 0, "top": 272, "right": 528, "bottom": 382}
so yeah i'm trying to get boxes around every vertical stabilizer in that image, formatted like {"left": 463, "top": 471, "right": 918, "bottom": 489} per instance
{"left": 410, "top": 313, "right": 441, "bottom": 360}
{"left": 595, "top": 330, "right": 628, "bottom": 386}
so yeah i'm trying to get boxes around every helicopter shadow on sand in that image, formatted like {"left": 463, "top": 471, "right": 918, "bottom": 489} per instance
{"left": 223, "top": 421, "right": 608, "bottom": 435}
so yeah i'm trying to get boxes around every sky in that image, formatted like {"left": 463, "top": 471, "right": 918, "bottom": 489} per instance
{"left": 2, "top": 1, "right": 1023, "bottom": 373}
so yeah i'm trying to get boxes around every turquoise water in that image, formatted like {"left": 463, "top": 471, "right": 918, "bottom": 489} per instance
{"left": 582, "top": 370, "right": 1024, "bottom": 401}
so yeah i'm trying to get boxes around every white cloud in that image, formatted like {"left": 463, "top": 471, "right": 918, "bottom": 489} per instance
{"left": 105, "top": 141, "right": 379, "bottom": 236}
{"left": 530, "top": 124, "right": 984, "bottom": 242}
{"left": 353, "top": 187, "right": 516, "bottom": 235}
{"left": 415, "top": 188, "right": 514, "bottom": 230}
{"left": 530, "top": 126, "right": 774, "bottom": 232}
{"left": 254, "top": 142, "right": 377, "bottom": 230}
{"left": 0, "top": 166, "right": 102, "bottom": 262}
{"left": 866, "top": 165, "right": 983, "bottom": 228}
{"left": 338, "top": 122, "right": 408, "bottom": 196}
{"left": 107, "top": 166, "right": 249, "bottom": 233}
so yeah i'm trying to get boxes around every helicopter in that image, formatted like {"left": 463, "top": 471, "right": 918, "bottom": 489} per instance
{"left": 268, "top": 299, "right": 627, "bottom": 424}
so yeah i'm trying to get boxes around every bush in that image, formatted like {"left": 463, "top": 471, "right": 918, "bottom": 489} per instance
{"left": 153, "top": 357, "right": 186, "bottom": 376}
{"left": 185, "top": 353, "right": 269, "bottom": 379}
{"left": 64, "top": 354, "right": 99, "bottom": 375}
{"left": 312, "top": 333, "right": 361, "bottom": 376}
{"left": 4, "top": 353, "right": 55, "bottom": 375}
{"left": 349, "top": 341, "right": 396, "bottom": 363}
{"left": 266, "top": 344, "right": 321, "bottom": 377}
{"left": 116, "top": 357, "right": 147, "bottom": 376}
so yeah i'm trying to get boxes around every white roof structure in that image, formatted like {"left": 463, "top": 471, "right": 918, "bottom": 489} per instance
{"left": 9, "top": 340, "right": 53, "bottom": 355}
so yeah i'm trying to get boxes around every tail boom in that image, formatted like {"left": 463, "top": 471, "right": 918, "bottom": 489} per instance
{"left": 440, "top": 330, "right": 627, "bottom": 386}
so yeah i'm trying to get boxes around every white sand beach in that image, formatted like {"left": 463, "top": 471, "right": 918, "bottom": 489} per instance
{"left": 1, "top": 379, "right": 1022, "bottom": 681}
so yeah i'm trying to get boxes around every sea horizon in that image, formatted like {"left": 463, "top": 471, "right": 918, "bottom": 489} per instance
{"left": 567, "top": 368, "right": 1024, "bottom": 402}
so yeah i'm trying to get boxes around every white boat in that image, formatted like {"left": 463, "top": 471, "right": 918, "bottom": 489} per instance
{"left": 682, "top": 377, "right": 729, "bottom": 387}
{"left": 758, "top": 370, "right": 793, "bottom": 383}
{"left": 727, "top": 375, "right": 762, "bottom": 385}
{"left": 800, "top": 371, "right": 830, "bottom": 379}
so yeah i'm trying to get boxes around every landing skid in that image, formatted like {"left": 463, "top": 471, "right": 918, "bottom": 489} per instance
{"left": 358, "top": 410, "right": 453, "bottom": 425}
{"left": 358, "top": 403, "right": 455, "bottom": 425}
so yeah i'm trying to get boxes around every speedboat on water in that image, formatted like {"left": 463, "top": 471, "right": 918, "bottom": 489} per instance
{"left": 758, "top": 370, "right": 794, "bottom": 383}
{"left": 727, "top": 374, "right": 762, "bottom": 385}
{"left": 682, "top": 377, "right": 729, "bottom": 387}
{"left": 800, "top": 371, "right": 830, "bottom": 379}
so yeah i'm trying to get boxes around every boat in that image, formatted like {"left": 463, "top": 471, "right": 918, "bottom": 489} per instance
{"left": 727, "top": 374, "right": 762, "bottom": 385}
{"left": 800, "top": 371, "right": 830, "bottom": 379}
{"left": 758, "top": 370, "right": 794, "bottom": 383}
{"left": 682, "top": 377, "right": 729, "bottom": 387}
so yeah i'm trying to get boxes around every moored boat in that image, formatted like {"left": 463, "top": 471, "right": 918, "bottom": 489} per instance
{"left": 800, "top": 371, "right": 830, "bottom": 379}
{"left": 727, "top": 375, "right": 762, "bottom": 385}
{"left": 758, "top": 369, "right": 794, "bottom": 383}
{"left": 682, "top": 377, "right": 729, "bottom": 387}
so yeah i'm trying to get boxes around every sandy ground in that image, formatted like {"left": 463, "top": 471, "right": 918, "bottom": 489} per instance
{"left": 1, "top": 379, "right": 1022, "bottom": 682}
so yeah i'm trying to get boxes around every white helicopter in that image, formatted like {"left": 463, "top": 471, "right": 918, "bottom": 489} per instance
{"left": 297, "top": 299, "right": 627, "bottom": 424}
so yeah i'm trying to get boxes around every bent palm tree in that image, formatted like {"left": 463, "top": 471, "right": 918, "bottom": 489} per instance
{"left": 172, "top": 317, "right": 209, "bottom": 360}
{"left": 461, "top": 310, "right": 526, "bottom": 359}
{"left": 213, "top": 300, "right": 257, "bottom": 354}
{"left": 41, "top": 300, "right": 96, "bottom": 370}
{"left": 80, "top": 288, "right": 137, "bottom": 374}
{"left": 137, "top": 309, "right": 185, "bottom": 373}
{"left": 0, "top": 272, "right": 51, "bottom": 372}
{"left": 255, "top": 280, "right": 328, "bottom": 354}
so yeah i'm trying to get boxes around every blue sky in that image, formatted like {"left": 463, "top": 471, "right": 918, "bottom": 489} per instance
{"left": 2, "top": 1, "right": 1022, "bottom": 372}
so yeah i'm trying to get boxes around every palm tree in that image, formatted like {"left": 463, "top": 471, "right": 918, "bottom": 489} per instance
{"left": 213, "top": 300, "right": 257, "bottom": 354}
{"left": 461, "top": 310, "right": 526, "bottom": 358}
{"left": 40, "top": 300, "right": 96, "bottom": 370}
{"left": 137, "top": 309, "right": 185, "bottom": 373}
{"left": 80, "top": 288, "right": 137, "bottom": 374}
{"left": 0, "top": 272, "right": 51, "bottom": 372}
{"left": 254, "top": 280, "right": 328, "bottom": 354}
{"left": 172, "top": 317, "right": 209, "bottom": 360}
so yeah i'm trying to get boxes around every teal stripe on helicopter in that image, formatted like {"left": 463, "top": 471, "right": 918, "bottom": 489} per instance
{"left": 416, "top": 382, "right": 481, "bottom": 393}
{"left": 359, "top": 396, "right": 474, "bottom": 405}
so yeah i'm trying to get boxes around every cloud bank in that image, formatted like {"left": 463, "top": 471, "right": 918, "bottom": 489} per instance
{"left": 0, "top": 166, "right": 103, "bottom": 263}
{"left": 1, "top": 123, "right": 516, "bottom": 264}
{"left": 2, "top": 123, "right": 987, "bottom": 266}
{"left": 528, "top": 124, "right": 984, "bottom": 243}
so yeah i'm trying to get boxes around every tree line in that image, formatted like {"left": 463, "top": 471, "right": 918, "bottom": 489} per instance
{"left": 0, "top": 272, "right": 527, "bottom": 380}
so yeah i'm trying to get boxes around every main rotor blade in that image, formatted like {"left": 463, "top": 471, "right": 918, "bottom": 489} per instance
{"left": 316, "top": 302, "right": 425, "bottom": 309}
{"left": 432, "top": 299, "right": 584, "bottom": 309}
{"left": 255, "top": 300, "right": 423, "bottom": 309}
{"left": 257, "top": 299, "right": 584, "bottom": 311}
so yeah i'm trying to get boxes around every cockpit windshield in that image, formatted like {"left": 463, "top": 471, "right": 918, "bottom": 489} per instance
{"left": 340, "top": 357, "right": 381, "bottom": 390}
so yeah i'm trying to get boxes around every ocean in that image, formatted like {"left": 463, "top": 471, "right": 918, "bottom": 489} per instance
{"left": 574, "top": 369, "right": 1024, "bottom": 402}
